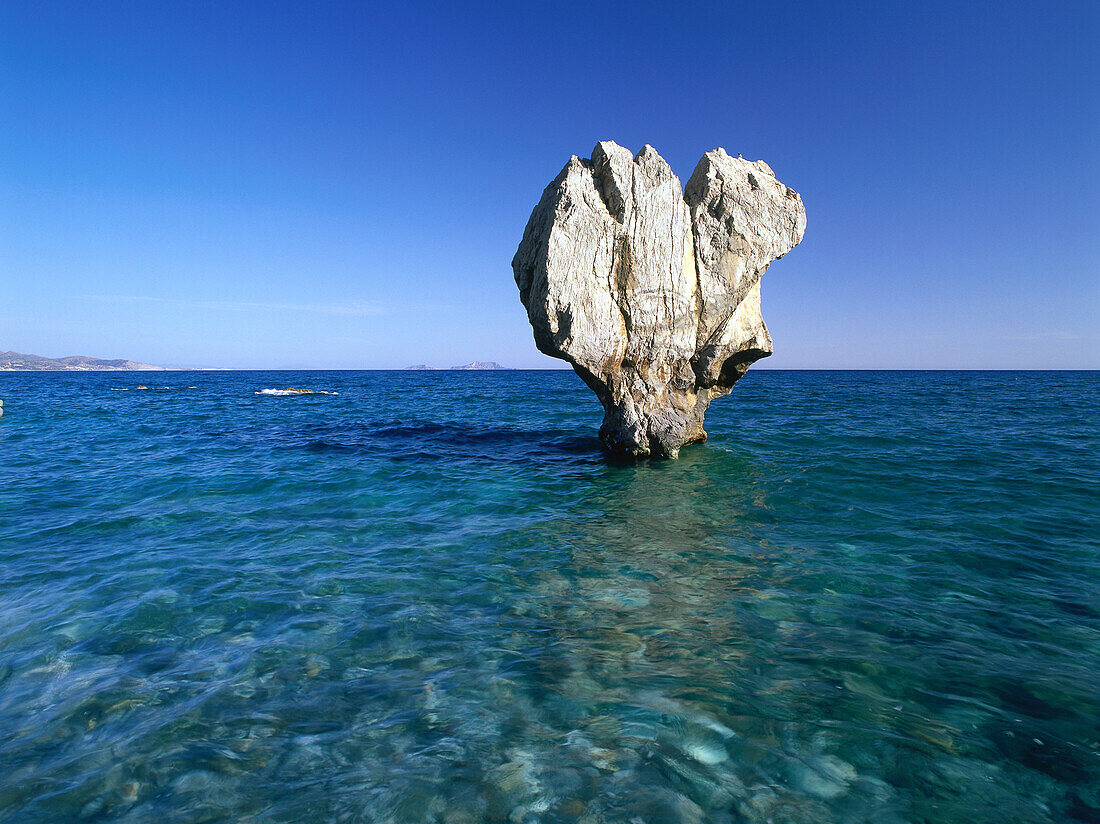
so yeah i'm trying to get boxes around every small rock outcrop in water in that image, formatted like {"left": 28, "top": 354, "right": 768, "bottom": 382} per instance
{"left": 513, "top": 141, "right": 806, "bottom": 457}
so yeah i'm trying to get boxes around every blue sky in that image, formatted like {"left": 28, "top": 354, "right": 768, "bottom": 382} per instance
{"left": 1, "top": 0, "right": 1096, "bottom": 369}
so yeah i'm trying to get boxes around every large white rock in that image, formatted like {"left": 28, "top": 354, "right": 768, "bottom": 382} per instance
{"left": 513, "top": 141, "right": 805, "bottom": 457}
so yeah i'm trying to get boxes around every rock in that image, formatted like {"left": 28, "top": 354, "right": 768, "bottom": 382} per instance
{"left": 513, "top": 141, "right": 805, "bottom": 457}
{"left": 785, "top": 753, "right": 858, "bottom": 799}
{"left": 684, "top": 740, "right": 729, "bottom": 766}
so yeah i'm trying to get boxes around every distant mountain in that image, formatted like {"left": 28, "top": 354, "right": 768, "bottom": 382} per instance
{"left": 0, "top": 350, "right": 165, "bottom": 371}
{"left": 405, "top": 362, "right": 511, "bottom": 371}
{"left": 449, "top": 362, "right": 510, "bottom": 370}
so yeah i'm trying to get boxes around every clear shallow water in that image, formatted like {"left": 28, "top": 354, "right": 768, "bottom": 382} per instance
{"left": 0, "top": 370, "right": 1097, "bottom": 824}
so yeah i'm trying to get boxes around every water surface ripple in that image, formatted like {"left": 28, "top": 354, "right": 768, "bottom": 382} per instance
{"left": 0, "top": 370, "right": 1097, "bottom": 823}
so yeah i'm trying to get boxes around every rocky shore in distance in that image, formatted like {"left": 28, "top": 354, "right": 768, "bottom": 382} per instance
{"left": 0, "top": 350, "right": 165, "bottom": 371}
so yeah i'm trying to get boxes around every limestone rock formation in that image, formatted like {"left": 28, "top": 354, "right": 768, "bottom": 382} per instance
{"left": 513, "top": 141, "right": 805, "bottom": 457}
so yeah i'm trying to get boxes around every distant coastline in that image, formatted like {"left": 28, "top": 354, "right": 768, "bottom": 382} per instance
{"left": 406, "top": 361, "right": 512, "bottom": 371}
{"left": 0, "top": 350, "right": 165, "bottom": 371}
{"left": 0, "top": 352, "right": 521, "bottom": 372}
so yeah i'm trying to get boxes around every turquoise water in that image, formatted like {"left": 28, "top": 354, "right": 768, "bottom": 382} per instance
{"left": 0, "top": 370, "right": 1097, "bottom": 823}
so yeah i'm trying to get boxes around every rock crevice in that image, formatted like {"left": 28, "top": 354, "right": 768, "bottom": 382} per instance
{"left": 513, "top": 141, "right": 805, "bottom": 458}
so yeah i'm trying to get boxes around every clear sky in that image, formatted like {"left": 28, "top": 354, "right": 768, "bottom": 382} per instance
{"left": 1, "top": 1, "right": 1096, "bottom": 369}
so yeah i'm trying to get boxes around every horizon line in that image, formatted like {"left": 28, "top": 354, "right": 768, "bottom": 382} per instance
{"left": 2, "top": 367, "right": 1097, "bottom": 373}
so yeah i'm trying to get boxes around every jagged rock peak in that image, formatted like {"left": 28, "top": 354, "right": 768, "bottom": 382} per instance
{"left": 513, "top": 141, "right": 805, "bottom": 458}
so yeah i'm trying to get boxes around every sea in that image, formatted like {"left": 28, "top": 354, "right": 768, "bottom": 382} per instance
{"left": 0, "top": 370, "right": 1097, "bottom": 824}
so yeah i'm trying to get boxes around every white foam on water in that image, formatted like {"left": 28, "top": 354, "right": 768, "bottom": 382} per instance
{"left": 255, "top": 388, "right": 339, "bottom": 396}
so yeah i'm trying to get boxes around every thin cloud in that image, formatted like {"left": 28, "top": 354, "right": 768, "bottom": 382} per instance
{"left": 1000, "top": 331, "right": 1094, "bottom": 342}
{"left": 82, "top": 295, "right": 388, "bottom": 316}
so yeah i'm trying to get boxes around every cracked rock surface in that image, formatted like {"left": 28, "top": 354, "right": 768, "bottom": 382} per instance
{"left": 513, "top": 141, "right": 806, "bottom": 457}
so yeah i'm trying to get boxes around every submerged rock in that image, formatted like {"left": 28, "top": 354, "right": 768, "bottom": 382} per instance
{"left": 513, "top": 141, "right": 805, "bottom": 457}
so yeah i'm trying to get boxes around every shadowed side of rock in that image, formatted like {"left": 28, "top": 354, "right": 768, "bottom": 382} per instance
{"left": 513, "top": 141, "right": 805, "bottom": 458}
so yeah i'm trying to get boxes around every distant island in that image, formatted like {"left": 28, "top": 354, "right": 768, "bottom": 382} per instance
{"left": 0, "top": 350, "right": 165, "bottom": 371}
{"left": 406, "top": 362, "right": 511, "bottom": 371}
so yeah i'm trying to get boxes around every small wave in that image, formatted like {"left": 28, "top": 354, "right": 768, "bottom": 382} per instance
{"left": 255, "top": 388, "right": 340, "bottom": 396}
{"left": 111, "top": 386, "right": 197, "bottom": 391}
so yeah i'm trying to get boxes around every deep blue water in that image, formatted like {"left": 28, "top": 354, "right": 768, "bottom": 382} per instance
{"left": 0, "top": 370, "right": 1097, "bottom": 824}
